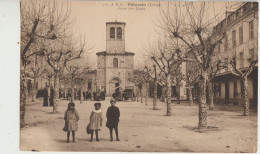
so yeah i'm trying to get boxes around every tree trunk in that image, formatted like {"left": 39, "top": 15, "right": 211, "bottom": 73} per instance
{"left": 161, "top": 87, "right": 166, "bottom": 102}
{"left": 209, "top": 82, "right": 214, "bottom": 110}
{"left": 153, "top": 77, "right": 158, "bottom": 110}
{"left": 20, "top": 69, "right": 27, "bottom": 127}
{"left": 188, "top": 85, "right": 193, "bottom": 106}
{"left": 91, "top": 83, "right": 94, "bottom": 101}
{"left": 241, "top": 77, "right": 249, "bottom": 116}
{"left": 71, "top": 87, "right": 75, "bottom": 102}
{"left": 176, "top": 82, "right": 180, "bottom": 104}
{"left": 145, "top": 84, "right": 148, "bottom": 106}
{"left": 153, "top": 65, "right": 158, "bottom": 110}
{"left": 140, "top": 87, "right": 143, "bottom": 103}
{"left": 80, "top": 88, "right": 83, "bottom": 104}
{"left": 166, "top": 75, "right": 172, "bottom": 116}
{"left": 198, "top": 71, "right": 207, "bottom": 128}
{"left": 136, "top": 88, "right": 139, "bottom": 102}
{"left": 53, "top": 72, "right": 59, "bottom": 113}
{"left": 31, "top": 77, "right": 37, "bottom": 102}
{"left": 47, "top": 79, "right": 51, "bottom": 105}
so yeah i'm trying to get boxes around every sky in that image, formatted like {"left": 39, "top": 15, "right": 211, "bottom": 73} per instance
{"left": 68, "top": 1, "right": 163, "bottom": 66}
{"left": 21, "top": 0, "right": 242, "bottom": 68}
{"left": 65, "top": 1, "right": 242, "bottom": 68}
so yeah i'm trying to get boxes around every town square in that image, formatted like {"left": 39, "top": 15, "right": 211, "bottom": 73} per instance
{"left": 0, "top": 0, "right": 259, "bottom": 153}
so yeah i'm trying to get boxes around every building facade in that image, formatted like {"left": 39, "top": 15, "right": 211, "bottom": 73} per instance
{"left": 212, "top": 2, "right": 258, "bottom": 107}
{"left": 96, "top": 21, "right": 135, "bottom": 96}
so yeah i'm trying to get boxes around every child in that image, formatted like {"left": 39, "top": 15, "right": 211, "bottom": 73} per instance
{"left": 64, "top": 102, "right": 79, "bottom": 143}
{"left": 89, "top": 102, "right": 103, "bottom": 142}
{"left": 106, "top": 98, "right": 120, "bottom": 141}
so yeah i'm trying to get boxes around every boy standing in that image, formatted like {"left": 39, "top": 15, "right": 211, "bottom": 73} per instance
{"left": 106, "top": 98, "right": 120, "bottom": 141}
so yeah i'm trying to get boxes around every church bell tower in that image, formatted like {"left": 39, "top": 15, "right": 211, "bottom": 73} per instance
{"left": 106, "top": 21, "right": 126, "bottom": 54}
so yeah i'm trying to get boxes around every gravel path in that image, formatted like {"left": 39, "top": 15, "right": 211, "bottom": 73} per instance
{"left": 20, "top": 98, "right": 257, "bottom": 152}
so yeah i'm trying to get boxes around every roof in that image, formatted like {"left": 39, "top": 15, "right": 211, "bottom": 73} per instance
{"left": 213, "top": 2, "right": 258, "bottom": 34}
{"left": 106, "top": 21, "right": 126, "bottom": 25}
{"left": 96, "top": 51, "right": 135, "bottom": 56}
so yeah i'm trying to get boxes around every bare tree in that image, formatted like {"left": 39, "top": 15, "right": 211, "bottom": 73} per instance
{"left": 43, "top": 36, "right": 90, "bottom": 113}
{"left": 145, "top": 39, "right": 182, "bottom": 116}
{"left": 156, "top": 2, "right": 226, "bottom": 127}
{"left": 64, "top": 62, "right": 92, "bottom": 103}
{"left": 224, "top": 58, "right": 257, "bottom": 116}
{"left": 20, "top": 0, "right": 72, "bottom": 126}
{"left": 30, "top": 54, "right": 47, "bottom": 102}
{"left": 128, "top": 70, "right": 144, "bottom": 103}
{"left": 134, "top": 69, "right": 152, "bottom": 105}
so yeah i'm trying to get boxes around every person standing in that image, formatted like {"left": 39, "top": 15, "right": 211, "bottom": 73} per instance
{"left": 43, "top": 88, "right": 49, "bottom": 106}
{"left": 63, "top": 102, "right": 79, "bottom": 143}
{"left": 106, "top": 99, "right": 120, "bottom": 141}
{"left": 89, "top": 103, "right": 103, "bottom": 142}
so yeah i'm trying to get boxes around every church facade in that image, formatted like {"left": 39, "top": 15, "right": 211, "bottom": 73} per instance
{"left": 96, "top": 21, "right": 135, "bottom": 96}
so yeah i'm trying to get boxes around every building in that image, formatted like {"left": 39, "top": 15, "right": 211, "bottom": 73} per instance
{"left": 212, "top": 2, "right": 258, "bottom": 107}
{"left": 96, "top": 21, "right": 135, "bottom": 96}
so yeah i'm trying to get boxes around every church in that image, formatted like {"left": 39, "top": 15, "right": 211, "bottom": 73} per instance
{"left": 96, "top": 21, "right": 135, "bottom": 96}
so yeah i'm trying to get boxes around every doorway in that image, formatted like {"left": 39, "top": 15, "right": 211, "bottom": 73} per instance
{"left": 109, "top": 78, "right": 120, "bottom": 96}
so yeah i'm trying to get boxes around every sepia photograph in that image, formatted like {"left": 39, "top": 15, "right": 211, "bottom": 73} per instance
{"left": 18, "top": 0, "right": 258, "bottom": 152}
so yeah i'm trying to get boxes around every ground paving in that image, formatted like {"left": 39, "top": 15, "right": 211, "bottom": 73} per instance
{"left": 20, "top": 98, "right": 257, "bottom": 152}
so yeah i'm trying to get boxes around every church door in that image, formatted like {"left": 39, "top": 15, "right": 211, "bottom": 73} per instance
{"left": 109, "top": 78, "right": 120, "bottom": 96}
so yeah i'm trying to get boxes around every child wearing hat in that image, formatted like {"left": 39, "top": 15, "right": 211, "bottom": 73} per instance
{"left": 89, "top": 102, "right": 103, "bottom": 142}
{"left": 106, "top": 98, "right": 120, "bottom": 141}
{"left": 64, "top": 102, "right": 79, "bottom": 143}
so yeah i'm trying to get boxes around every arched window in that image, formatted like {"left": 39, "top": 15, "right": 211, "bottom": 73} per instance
{"left": 117, "top": 27, "right": 122, "bottom": 39}
{"left": 110, "top": 27, "right": 115, "bottom": 39}
{"left": 113, "top": 58, "right": 118, "bottom": 67}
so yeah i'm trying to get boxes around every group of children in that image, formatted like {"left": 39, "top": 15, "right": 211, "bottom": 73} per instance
{"left": 63, "top": 98, "right": 120, "bottom": 143}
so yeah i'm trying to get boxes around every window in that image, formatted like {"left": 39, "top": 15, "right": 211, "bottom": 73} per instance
{"left": 240, "top": 52, "right": 244, "bottom": 68}
{"left": 113, "top": 58, "right": 118, "bottom": 67}
{"left": 225, "top": 35, "right": 228, "bottom": 50}
{"left": 117, "top": 27, "right": 122, "bottom": 39}
{"left": 249, "top": 20, "right": 254, "bottom": 39}
{"left": 232, "top": 30, "right": 236, "bottom": 48}
{"left": 110, "top": 27, "right": 115, "bottom": 39}
{"left": 239, "top": 27, "right": 243, "bottom": 44}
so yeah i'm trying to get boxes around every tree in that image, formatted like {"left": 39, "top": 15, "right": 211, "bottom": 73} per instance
{"left": 64, "top": 62, "right": 92, "bottom": 103}
{"left": 30, "top": 54, "right": 46, "bottom": 102}
{"left": 207, "top": 63, "right": 223, "bottom": 110}
{"left": 136, "top": 69, "right": 152, "bottom": 105}
{"left": 20, "top": 0, "right": 71, "bottom": 127}
{"left": 145, "top": 39, "right": 182, "bottom": 116}
{"left": 44, "top": 37, "right": 89, "bottom": 113}
{"left": 128, "top": 70, "right": 144, "bottom": 103}
{"left": 179, "top": 52, "right": 200, "bottom": 106}
{"left": 157, "top": 2, "right": 227, "bottom": 127}
{"left": 224, "top": 58, "right": 257, "bottom": 116}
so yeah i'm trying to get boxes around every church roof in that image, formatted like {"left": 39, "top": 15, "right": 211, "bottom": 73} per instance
{"left": 96, "top": 51, "right": 135, "bottom": 56}
{"left": 106, "top": 21, "right": 126, "bottom": 25}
